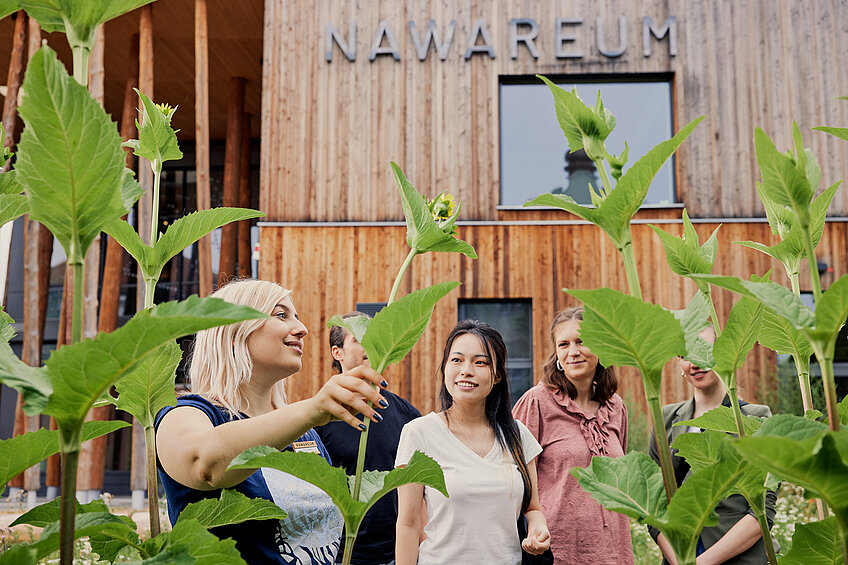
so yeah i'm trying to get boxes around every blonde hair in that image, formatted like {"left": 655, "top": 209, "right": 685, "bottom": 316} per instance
{"left": 188, "top": 279, "right": 292, "bottom": 417}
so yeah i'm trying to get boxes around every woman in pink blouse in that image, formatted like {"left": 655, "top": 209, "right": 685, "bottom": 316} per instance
{"left": 513, "top": 306, "right": 633, "bottom": 564}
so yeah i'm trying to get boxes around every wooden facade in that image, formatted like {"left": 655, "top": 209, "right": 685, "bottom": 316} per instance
{"left": 258, "top": 0, "right": 848, "bottom": 412}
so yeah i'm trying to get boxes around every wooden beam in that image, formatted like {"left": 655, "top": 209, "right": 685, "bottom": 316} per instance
{"left": 195, "top": 0, "right": 212, "bottom": 297}
{"left": 78, "top": 26, "right": 106, "bottom": 497}
{"left": 237, "top": 113, "right": 252, "bottom": 275}
{"left": 132, "top": 3, "right": 154, "bottom": 507}
{"left": 218, "top": 76, "right": 245, "bottom": 287}
{"left": 4, "top": 9, "right": 28, "bottom": 493}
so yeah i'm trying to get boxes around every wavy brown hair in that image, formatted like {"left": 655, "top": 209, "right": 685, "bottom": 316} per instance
{"left": 542, "top": 306, "right": 618, "bottom": 403}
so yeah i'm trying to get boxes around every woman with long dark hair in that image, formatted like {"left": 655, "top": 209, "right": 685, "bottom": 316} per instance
{"left": 395, "top": 320, "right": 550, "bottom": 565}
{"left": 513, "top": 306, "right": 633, "bottom": 564}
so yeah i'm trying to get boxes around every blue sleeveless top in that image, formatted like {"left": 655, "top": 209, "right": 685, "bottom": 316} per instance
{"left": 155, "top": 395, "right": 344, "bottom": 565}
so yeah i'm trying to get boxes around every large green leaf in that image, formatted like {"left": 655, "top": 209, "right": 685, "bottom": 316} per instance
{"left": 0, "top": 170, "right": 20, "bottom": 195}
{"left": 566, "top": 288, "right": 686, "bottom": 396}
{"left": 712, "top": 296, "right": 764, "bottom": 387}
{"left": 229, "top": 448, "right": 447, "bottom": 535}
{"left": 0, "top": 542, "right": 37, "bottom": 564}
{"left": 672, "top": 292, "right": 714, "bottom": 368}
{"left": 570, "top": 451, "right": 667, "bottom": 526}
{"left": 326, "top": 314, "right": 370, "bottom": 344}
{"left": 754, "top": 127, "right": 813, "bottom": 225}
{"left": 126, "top": 89, "right": 182, "bottom": 170}
{"left": 522, "top": 192, "right": 599, "bottom": 223}
{"left": 736, "top": 418, "right": 848, "bottom": 521}
{"left": 595, "top": 117, "right": 704, "bottom": 247}
{"left": 391, "top": 162, "right": 477, "bottom": 258}
{"left": 0, "top": 1, "right": 17, "bottom": 23}
{"left": 0, "top": 308, "right": 15, "bottom": 343}
{"left": 18, "top": 0, "right": 155, "bottom": 43}
{"left": 43, "top": 296, "right": 266, "bottom": 448}
{"left": 780, "top": 517, "right": 843, "bottom": 565}
{"left": 676, "top": 406, "right": 763, "bottom": 437}
{"left": 538, "top": 76, "right": 614, "bottom": 160}
{"left": 162, "top": 518, "right": 246, "bottom": 565}
{"left": 650, "top": 210, "right": 719, "bottom": 294}
{"left": 114, "top": 341, "right": 181, "bottom": 429}
{"left": 758, "top": 308, "right": 813, "bottom": 367}
{"left": 0, "top": 194, "right": 28, "bottom": 226}
{"left": 0, "top": 340, "right": 52, "bottom": 414}
{"left": 689, "top": 275, "right": 814, "bottom": 329}
{"left": 27, "top": 511, "right": 140, "bottom": 561}
{"left": 672, "top": 429, "right": 727, "bottom": 473}
{"left": 0, "top": 420, "right": 129, "bottom": 491}
{"left": 177, "top": 488, "right": 287, "bottom": 528}
{"left": 16, "top": 46, "right": 126, "bottom": 263}
{"left": 808, "top": 274, "right": 848, "bottom": 352}
{"left": 361, "top": 281, "right": 460, "bottom": 372}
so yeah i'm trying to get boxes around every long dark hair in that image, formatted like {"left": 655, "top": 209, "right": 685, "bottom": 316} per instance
{"left": 438, "top": 319, "right": 532, "bottom": 513}
{"left": 328, "top": 311, "right": 368, "bottom": 373}
{"left": 541, "top": 306, "right": 617, "bottom": 403}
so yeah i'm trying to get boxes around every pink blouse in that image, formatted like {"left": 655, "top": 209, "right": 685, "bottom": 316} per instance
{"left": 513, "top": 384, "right": 633, "bottom": 565}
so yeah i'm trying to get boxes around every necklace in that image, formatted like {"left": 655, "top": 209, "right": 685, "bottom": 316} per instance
{"left": 445, "top": 409, "right": 492, "bottom": 458}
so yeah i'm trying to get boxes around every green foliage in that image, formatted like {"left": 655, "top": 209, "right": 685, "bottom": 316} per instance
{"left": 780, "top": 517, "right": 843, "bottom": 564}
{"left": 0, "top": 307, "right": 16, "bottom": 343}
{"left": 42, "top": 296, "right": 266, "bottom": 449}
{"left": 105, "top": 208, "right": 264, "bottom": 284}
{"left": 814, "top": 126, "right": 848, "bottom": 143}
{"left": 16, "top": 46, "right": 127, "bottom": 263}
{"left": 759, "top": 309, "right": 814, "bottom": 368}
{"left": 650, "top": 210, "right": 720, "bottom": 295}
{"left": 17, "top": 0, "right": 155, "bottom": 47}
{"left": 0, "top": 420, "right": 129, "bottom": 491}
{"left": 330, "top": 281, "right": 460, "bottom": 372}
{"left": 391, "top": 162, "right": 476, "bottom": 258}
{"left": 807, "top": 274, "right": 848, "bottom": 350}
{"left": 0, "top": 2, "right": 14, "bottom": 23}
{"left": 537, "top": 76, "right": 614, "bottom": 162}
{"left": 124, "top": 89, "right": 183, "bottom": 172}
{"left": 159, "top": 519, "right": 247, "bottom": 565}
{"left": 754, "top": 126, "right": 814, "bottom": 226}
{"left": 566, "top": 288, "right": 686, "bottom": 397}
{"left": 0, "top": 338, "right": 53, "bottom": 414}
{"left": 326, "top": 314, "right": 370, "bottom": 344}
{"left": 0, "top": 170, "right": 28, "bottom": 226}
{"left": 177, "top": 489, "right": 288, "bottom": 528}
{"left": 525, "top": 117, "right": 704, "bottom": 251}
{"left": 677, "top": 406, "right": 763, "bottom": 436}
{"left": 229, "top": 449, "right": 447, "bottom": 536}
{"left": 712, "top": 296, "right": 764, "bottom": 388}
{"left": 672, "top": 292, "right": 714, "bottom": 368}
{"left": 113, "top": 341, "right": 181, "bottom": 428}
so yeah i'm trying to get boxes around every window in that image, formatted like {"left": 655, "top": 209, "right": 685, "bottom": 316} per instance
{"left": 458, "top": 300, "right": 533, "bottom": 405}
{"left": 499, "top": 77, "right": 674, "bottom": 206}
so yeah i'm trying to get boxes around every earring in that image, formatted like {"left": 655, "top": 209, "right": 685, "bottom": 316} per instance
{"left": 680, "top": 370, "right": 686, "bottom": 379}
{"left": 556, "top": 359, "right": 563, "bottom": 372}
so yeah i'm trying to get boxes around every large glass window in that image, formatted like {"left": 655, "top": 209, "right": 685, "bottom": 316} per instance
{"left": 500, "top": 77, "right": 674, "bottom": 206}
{"left": 458, "top": 300, "right": 533, "bottom": 405}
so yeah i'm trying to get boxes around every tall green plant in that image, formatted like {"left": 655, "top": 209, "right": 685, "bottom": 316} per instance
{"left": 525, "top": 76, "right": 703, "bottom": 505}
{"left": 237, "top": 163, "right": 475, "bottom": 565}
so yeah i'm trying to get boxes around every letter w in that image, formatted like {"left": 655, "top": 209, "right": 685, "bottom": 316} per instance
{"left": 408, "top": 20, "right": 455, "bottom": 61}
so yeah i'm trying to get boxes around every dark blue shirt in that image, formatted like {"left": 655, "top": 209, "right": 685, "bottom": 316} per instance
{"left": 315, "top": 390, "right": 421, "bottom": 564}
{"left": 155, "top": 395, "right": 343, "bottom": 565}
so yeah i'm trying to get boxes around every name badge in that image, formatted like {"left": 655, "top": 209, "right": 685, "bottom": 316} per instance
{"left": 292, "top": 440, "right": 321, "bottom": 454}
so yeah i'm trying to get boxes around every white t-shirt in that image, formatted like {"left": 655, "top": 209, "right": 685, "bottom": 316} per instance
{"left": 395, "top": 412, "right": 543, "bottom": 565}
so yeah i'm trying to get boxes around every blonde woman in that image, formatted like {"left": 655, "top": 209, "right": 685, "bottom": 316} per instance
{"left": 155, "top": 279, "right": 388, "bottom": 565}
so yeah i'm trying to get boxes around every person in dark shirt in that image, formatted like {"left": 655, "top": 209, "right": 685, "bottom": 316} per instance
{"left": 316, "top": 311, "right": 422, "bottom": 565}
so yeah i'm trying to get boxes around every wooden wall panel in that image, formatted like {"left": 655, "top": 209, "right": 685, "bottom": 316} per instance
{"left": 258, "top": 219, "right": 848, "bottom": 415}
{"left": 262, "top": 0, "right": 848, "bottom": 222}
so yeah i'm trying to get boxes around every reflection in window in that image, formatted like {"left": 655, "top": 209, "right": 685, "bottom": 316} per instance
{"left": 499, "top": 78, "right": 674, "bottom": 206}
{"left": 458, "top": 300, "right": 533, "bottom": 406}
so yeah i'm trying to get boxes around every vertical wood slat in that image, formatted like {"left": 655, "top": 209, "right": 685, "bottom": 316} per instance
{"left": 218, "top": 77, "right": 246, "bottom": 287}
{"left": 195, "top": 0, "right": 212, "bottom": 297}
{"left": 78, "top": 25, "right": 106, "bottom": 495}
{"left": 237, "top": 112, "right": 252, "bottom": 275}
{"left": 132, "top": 3, "right": 155, "bottom": 502}
{"left": 4, "top": 9, "right": 28, "bottom": 492}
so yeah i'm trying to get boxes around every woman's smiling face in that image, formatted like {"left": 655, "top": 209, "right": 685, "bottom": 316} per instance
{"left": 247, "top": 295, "right": 309, "bottom": 379}
{"left": 443, "top": 333, "right": 496, "bottom": 405}
{"left": 554, "top": 318, "right": 599, "bottom": 386}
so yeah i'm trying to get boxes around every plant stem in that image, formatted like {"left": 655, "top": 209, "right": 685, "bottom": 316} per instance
{"left": 144, "top": 426, "right": 161, "bottom": 537}
{"left": 727, "top": 387, "right": 747, "bottom": 438}
{"left": 819, "top": 356, "right": 840, "bottom": 432}
{"left": 350, "top": 415, "right": 371, "bottom": 503}
{"left": 58, "top": 449, "right": 80, "bottom": 565}
{"left": 704, "top": 287, "right": 722, "bottom": 337}
{"left": 619, "top": 241, "right": 643, "bottom": 301}
{"left": 788, "top": 272, "right": 801, "bottom": 298}
{"left": 647, "top": 394, "right": 677, "bottom": 501}
{"left": 388, "top": 248, "right": 417, "bottom": 304}
{"left": 71, "top": 261, "right": 84, "bottom": 345}
{"left": 149, "top": 163, "right": 162, "bottom": 249}
{"left": 144, "top": 278, "right": 157, "bottom": 310}
{"left": 755, "top": 511, "right": 778, "bottom": 565}
{"left": 801, "top": 227, "right": 823, "bottom": 303}
{"left": 71, "top": 46, "right": 90, "bottom": 87}
{"left": 341, "top": 530, "right": 358, "bottom": 565}
{"left": 593, "top": 158, "right": 614, "bottom": 197}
